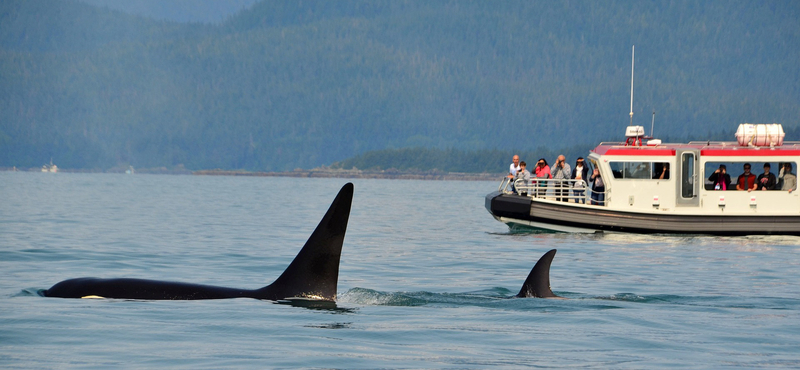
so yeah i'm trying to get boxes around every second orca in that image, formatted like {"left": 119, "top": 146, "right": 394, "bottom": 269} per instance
{"left": 516, "top": 249, "right": 562, "bottom": 299}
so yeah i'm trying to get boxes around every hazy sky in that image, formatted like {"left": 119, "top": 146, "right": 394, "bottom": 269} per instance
{"left": 76, "top": 0, "right": 261, "bottom": 23}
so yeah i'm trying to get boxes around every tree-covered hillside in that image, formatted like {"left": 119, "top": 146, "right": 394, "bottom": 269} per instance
{"left": 76, "top": 0, "right": 259, "bottom": 24}
{"left": 2, "top": 0, "right": 798, "bottom": 171}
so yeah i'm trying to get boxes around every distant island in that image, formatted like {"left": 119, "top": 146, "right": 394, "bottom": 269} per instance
{"left": 193, "top": 167, "right": 500, "bottom": 181}
{"left": 0, "top": 164, "right": 501, "bottom": 181}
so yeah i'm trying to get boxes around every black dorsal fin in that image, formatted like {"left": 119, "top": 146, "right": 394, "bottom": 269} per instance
{"left": 516, "top": 249, "right": 559, "bottom": 298}
{"left": 257, "top": 183, "right": 353, "bottom": 301}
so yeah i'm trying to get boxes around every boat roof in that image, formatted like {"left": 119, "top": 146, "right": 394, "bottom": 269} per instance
{"left": 592, "top": 141, "right": 800, "bottom": 157}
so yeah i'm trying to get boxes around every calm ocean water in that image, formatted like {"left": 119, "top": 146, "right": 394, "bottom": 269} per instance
{"left": 1, "top": 172, "right": 799, "bottom": 369}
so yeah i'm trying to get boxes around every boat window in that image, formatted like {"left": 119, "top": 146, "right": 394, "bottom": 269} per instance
{"left": 704, "top": 161, "right": 798, "bottom": 190}
{"left": 609, "top": 161, "right": 670, "bottom": 180}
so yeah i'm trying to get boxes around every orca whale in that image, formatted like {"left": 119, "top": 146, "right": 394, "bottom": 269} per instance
{"left": 516, "top": 249, "right": 560, "bottom": 298}
{"left": 44, "top": 183, "right": 354, "bottom": 301}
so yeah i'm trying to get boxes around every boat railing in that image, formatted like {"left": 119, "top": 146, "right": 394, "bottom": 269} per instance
{"left": 498, "top": 177, "right": 512, "bottom": 191}
{"left": 500, "top": 177, "right": 608, "bottom": 206}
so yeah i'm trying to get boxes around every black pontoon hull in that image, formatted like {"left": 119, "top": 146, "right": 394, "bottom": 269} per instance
{"left": 485, "top": 191, "right": 800, "bottom": 236}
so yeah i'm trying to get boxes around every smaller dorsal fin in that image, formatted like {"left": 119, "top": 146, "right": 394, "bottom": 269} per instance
{"left": 516, "top": 249, "right": 559, "bottom": 298}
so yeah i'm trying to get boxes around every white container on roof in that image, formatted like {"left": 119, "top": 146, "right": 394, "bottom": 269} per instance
{"left": 736, "top": 123, "right": 784, "bottom": 147}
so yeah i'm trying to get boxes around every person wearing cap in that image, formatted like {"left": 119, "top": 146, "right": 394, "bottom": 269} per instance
{"left": 757, "top": 163, "right": 777, "bottom": 190}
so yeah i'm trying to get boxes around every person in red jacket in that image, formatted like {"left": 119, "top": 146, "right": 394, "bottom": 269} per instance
{"left": 534, "top": 158, "right": 551, "bottom": 198}
{"left": 736, "top": 163, "right": 757, "bottom": 191}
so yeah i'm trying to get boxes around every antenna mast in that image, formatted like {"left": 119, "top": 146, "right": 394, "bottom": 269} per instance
{"left": 629, "top": 45, "right": 634, "bottom": 127}
{"left": 651, "top": 110, "right": 656, "bottom": 137}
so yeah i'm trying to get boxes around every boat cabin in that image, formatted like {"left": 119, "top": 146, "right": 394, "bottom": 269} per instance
{"left": 487, "top": 124, "right": 800, "bottom": 234}
{"left": 588, "top": 124, "right": 798, "bottom": 215}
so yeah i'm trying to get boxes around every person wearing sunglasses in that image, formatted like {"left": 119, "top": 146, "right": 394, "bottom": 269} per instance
{"left": 736, "top": 163, "right": 757, "bottom": 191}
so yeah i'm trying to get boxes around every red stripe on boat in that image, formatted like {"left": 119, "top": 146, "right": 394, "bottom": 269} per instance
{"left": 700, "top": 149, "right": 800, "bottom": 156}
{"left": 602, "top": 148, "right": 676, "bottom": 156}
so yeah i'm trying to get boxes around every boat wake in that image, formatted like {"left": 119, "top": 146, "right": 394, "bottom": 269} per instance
{"left": 338, "top": 288, "right": 800, "bottom": 312}
{"left": 339, "top": 287, "right": 622, "bottom": 311}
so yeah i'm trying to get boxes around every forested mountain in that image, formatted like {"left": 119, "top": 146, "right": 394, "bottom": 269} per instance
{"left": 2, "top": 0, "right": 799, "bottom": 171}
{"left": 76, "top": 0, "right": 259, "bottom": 24}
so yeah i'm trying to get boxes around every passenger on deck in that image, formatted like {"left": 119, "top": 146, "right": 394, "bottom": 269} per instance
{"left": 736, "top": 163, "right": 757, "bottom": 191}
{"left": 590, "top": 167, "right": 605, "bottom": 206}
{"left": 507, "top": 154, "right": 521, "bottom": 179}
{"left": 514, "top": 161, "right": 532, "bottom": 196}
{"left": 708, "top": 164, "right": 731, "bottom": 190}
{"left": 571, "top": 157, "right": 589, "bottom": 204}
{"left": 534, "top": 158, "right": 551, "bottom": 198}
{"left": 551, "top": 155, "right": 571, "bottom": 202}
{"left": 779, "top": 163, "right": 797, "bottom": 193}
{"left": 757, "top": 163, "right": 777, "bottom": 190}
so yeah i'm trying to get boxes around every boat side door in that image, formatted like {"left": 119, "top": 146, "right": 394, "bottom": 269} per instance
{"left": 676, "top": 149, "right": 700, "bottom": 207}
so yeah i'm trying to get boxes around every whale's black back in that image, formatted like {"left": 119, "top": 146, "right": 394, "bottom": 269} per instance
{"left": 44, "top": 183, "right": 354, "bottom": 301}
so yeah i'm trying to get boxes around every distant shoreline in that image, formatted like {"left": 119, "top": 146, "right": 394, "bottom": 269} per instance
{"left": 1, "top": 167, "right": 502, "bottom": 181}
{"left": 193, "top": 169, "right": 501, "bottom": 181}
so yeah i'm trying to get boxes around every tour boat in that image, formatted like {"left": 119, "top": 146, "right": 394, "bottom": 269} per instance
{"left": 485, "top": 123, "right": 800, "bottom": 235}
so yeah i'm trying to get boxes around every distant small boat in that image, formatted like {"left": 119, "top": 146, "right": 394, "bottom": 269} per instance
{"left": 41, "top": 159, "right": 58, "bottom": 173}
{"left": 126, "top": 166, "right": 135, "bottom": 174}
